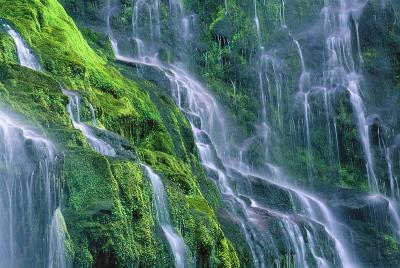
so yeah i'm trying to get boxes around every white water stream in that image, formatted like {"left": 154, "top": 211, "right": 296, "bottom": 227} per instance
{"left": 142, "top": 165, "right": 187, "bottom": 268}
{"left": 3, "top": 23, "right": 41, "bottom": 70}
{"left": 63, "top": 89, "right": 116, "bottom": 157}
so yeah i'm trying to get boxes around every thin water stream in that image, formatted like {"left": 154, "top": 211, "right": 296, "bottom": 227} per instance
{"left": 142, "top": 165, "right": 188, "bottom": 268}
{"left": 63, "top": 89, "right": 116, "bottom": 157}
{"left": 3, "top": 23, "right": 41, "bottom": 70}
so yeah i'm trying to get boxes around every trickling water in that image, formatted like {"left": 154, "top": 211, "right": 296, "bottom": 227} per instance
{"left": 253, "top": 0, "right": 261, "bottom": 45}
{"left": 231, "top": 80, "right": 237, "bottom": 107}
{"left": 63, "top": 89, "right": 116, "bottom": 157}
{"left": 347, "top": 77, "right": 379, "bottom": 192}
{"left": 280, "top": 218, "right": 309, "bottom": 268}
{"left": 280, "top": 0, "right": 287, "bottom": 28}
{"left": 321, "top": 0, "right": 378, "bottom": 192}
{"left": 48, "top": 208, "right": 67, "bottom": 268}
{"left": 387, "top": 198, "right": 400, "bottom": 239}
{"left": 3, "top": 23, "right": 41, "bottom": 70}
{"left": 386, "top": 147, "right": 400, "bottom": 199}
{"left": 293, "top": 39, "right": 314, "bottom": 180}
{"left": 366, "top": 194, "right": 400, "bottom": 240}
{"left": 293, "top": 40, "right": 306, "bottom": 72}
{"left": 142, "top": 165, "right": 187, "bottom": 268}
{"left": 306, "top": 228, "right": 329, "bottom": 268}
{"left": 89, "top": 104, "right": 97, "bottom": 126}
{"left": 304, "top": 92, "right": 313, "bottom": 180}
{"left": 355, "top": 21, "right": 364, "bottom": 66}
{"left": 131, "top": 0, "right": 161, "bottom": 58}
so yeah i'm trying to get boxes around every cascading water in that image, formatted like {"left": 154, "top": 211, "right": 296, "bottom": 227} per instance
{"left": 48, "top": 208, "right": 67, "bottom": 268}
{"left": 131, "top": 0, "right": 161, "bottom": 58}
{"left": 293, "top": 39, "right": 314, "bottom": 180}
{"left": 386, "top": 146, "right": 400, "bottom": 199}
{"left": 320, "top": 0, "right": 378, "bottom": 192}
{"left": 289, "top": 0, "right": 400, "bottom": 241}
{"left": 3, "top": 23, "right": 41, "bottom": 70}
{"left": 63, "top": 89, "right": 116, "bottom": 157}
{"left": 142, "top": 165, "right": 188, "bottom": 268}
{"left": 286, "top": 0, "right": 400, "bottom": 258}
{"left": 3, "top": 23, "right": 67, "bottom": 268}
{"left": 304, "top": 0, "right": 379, "bottom": 193}
{"left": 107, "top": 1, "right": 360, "bottom": 267}
{"left": 0, "top": 111, "right": 62, "bottom": 267}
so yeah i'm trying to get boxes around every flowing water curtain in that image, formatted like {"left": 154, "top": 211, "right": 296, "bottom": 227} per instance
{"left": 0, "top": 111, "right": 63, "bottom": 267}
{"left": 107, "top": 0, "right": 366, "bottom": 267}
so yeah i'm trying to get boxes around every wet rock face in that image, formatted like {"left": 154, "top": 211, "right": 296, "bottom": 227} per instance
{"left": 91, "top": 126, "right": 137, "bottom": 160}
{"left": 327, "top": 188, "right": 400, "bottom": 267}
{"left": 243, "top": 175, "right": 294, "bottom": 213}
{"left": 330, "top": 190, "right": 390, "bottom": 228}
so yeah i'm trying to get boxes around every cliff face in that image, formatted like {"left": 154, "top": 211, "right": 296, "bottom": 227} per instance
{"left": 1, "top": 0, "right": 400, "bottom": 267}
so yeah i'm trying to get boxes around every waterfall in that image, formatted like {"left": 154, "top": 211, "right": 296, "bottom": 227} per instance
{"left": 48, "top": 208, "right": 67, "bottom": 268}
{"left": 289, "top": 0, "right": 382, "bottom": 192}
{"left": 293, "top": 40, "right": 313, "bottom": 178}
{"left": 386, "top": 147, "right": 400, "bottom": 199}
{"left": 111, "top": 34, "right": 355, "bottom": 268}
{"left": 288, "top": 0, "right": 400, "bottom": 261}
{"left": 131, "top": 0, "right": 161, "bottom": 59}
{"left": 4, "top": 23, "right": 67, "bottom": 267}
{"left": 0, "top": 111, "right": 61, "bottom": 267}
{"left": 3, "top": 23, "right": 41, "bottom": 70}
{"left": 254, "top": 0, "right": 274, "bottom": 159}
{"left": 321, "top": 0, "right": 379, "bottom": 192}
{"left": 253, "top": 0, "right": 261, "bottom": 47}
{"left": 108, "top": 0, "right": 360, "bottom": 266}
{"left": 63, "top": 89, "right": 116, "bottom": 157}
{"left": 142, "top": 165, "right": 187, "bottom": 268}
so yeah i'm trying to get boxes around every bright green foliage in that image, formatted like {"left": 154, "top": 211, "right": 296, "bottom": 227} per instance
{"left": 0, "top": 32, "right": 17, "bottom": 63}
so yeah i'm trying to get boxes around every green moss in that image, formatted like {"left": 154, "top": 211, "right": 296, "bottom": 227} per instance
{"left": 110, "top": 160, "right": 166, "bottom": 266}
{"left": 0, "top": 31, "right": 17, "bottom": 63}
{"left": 62, "top": 150, "right": 162, "bottom": 267}
{"left": 140, "top": 149, "right": 197, "bottom": 194}
{"left": 139, "top": 148, "right": 239, "bottom": 267}
{"left": 217, "top": 238, "right": 240, "bottom": 268}
{"left": 0, "top": 0, "right": 174, "bottom": 154}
